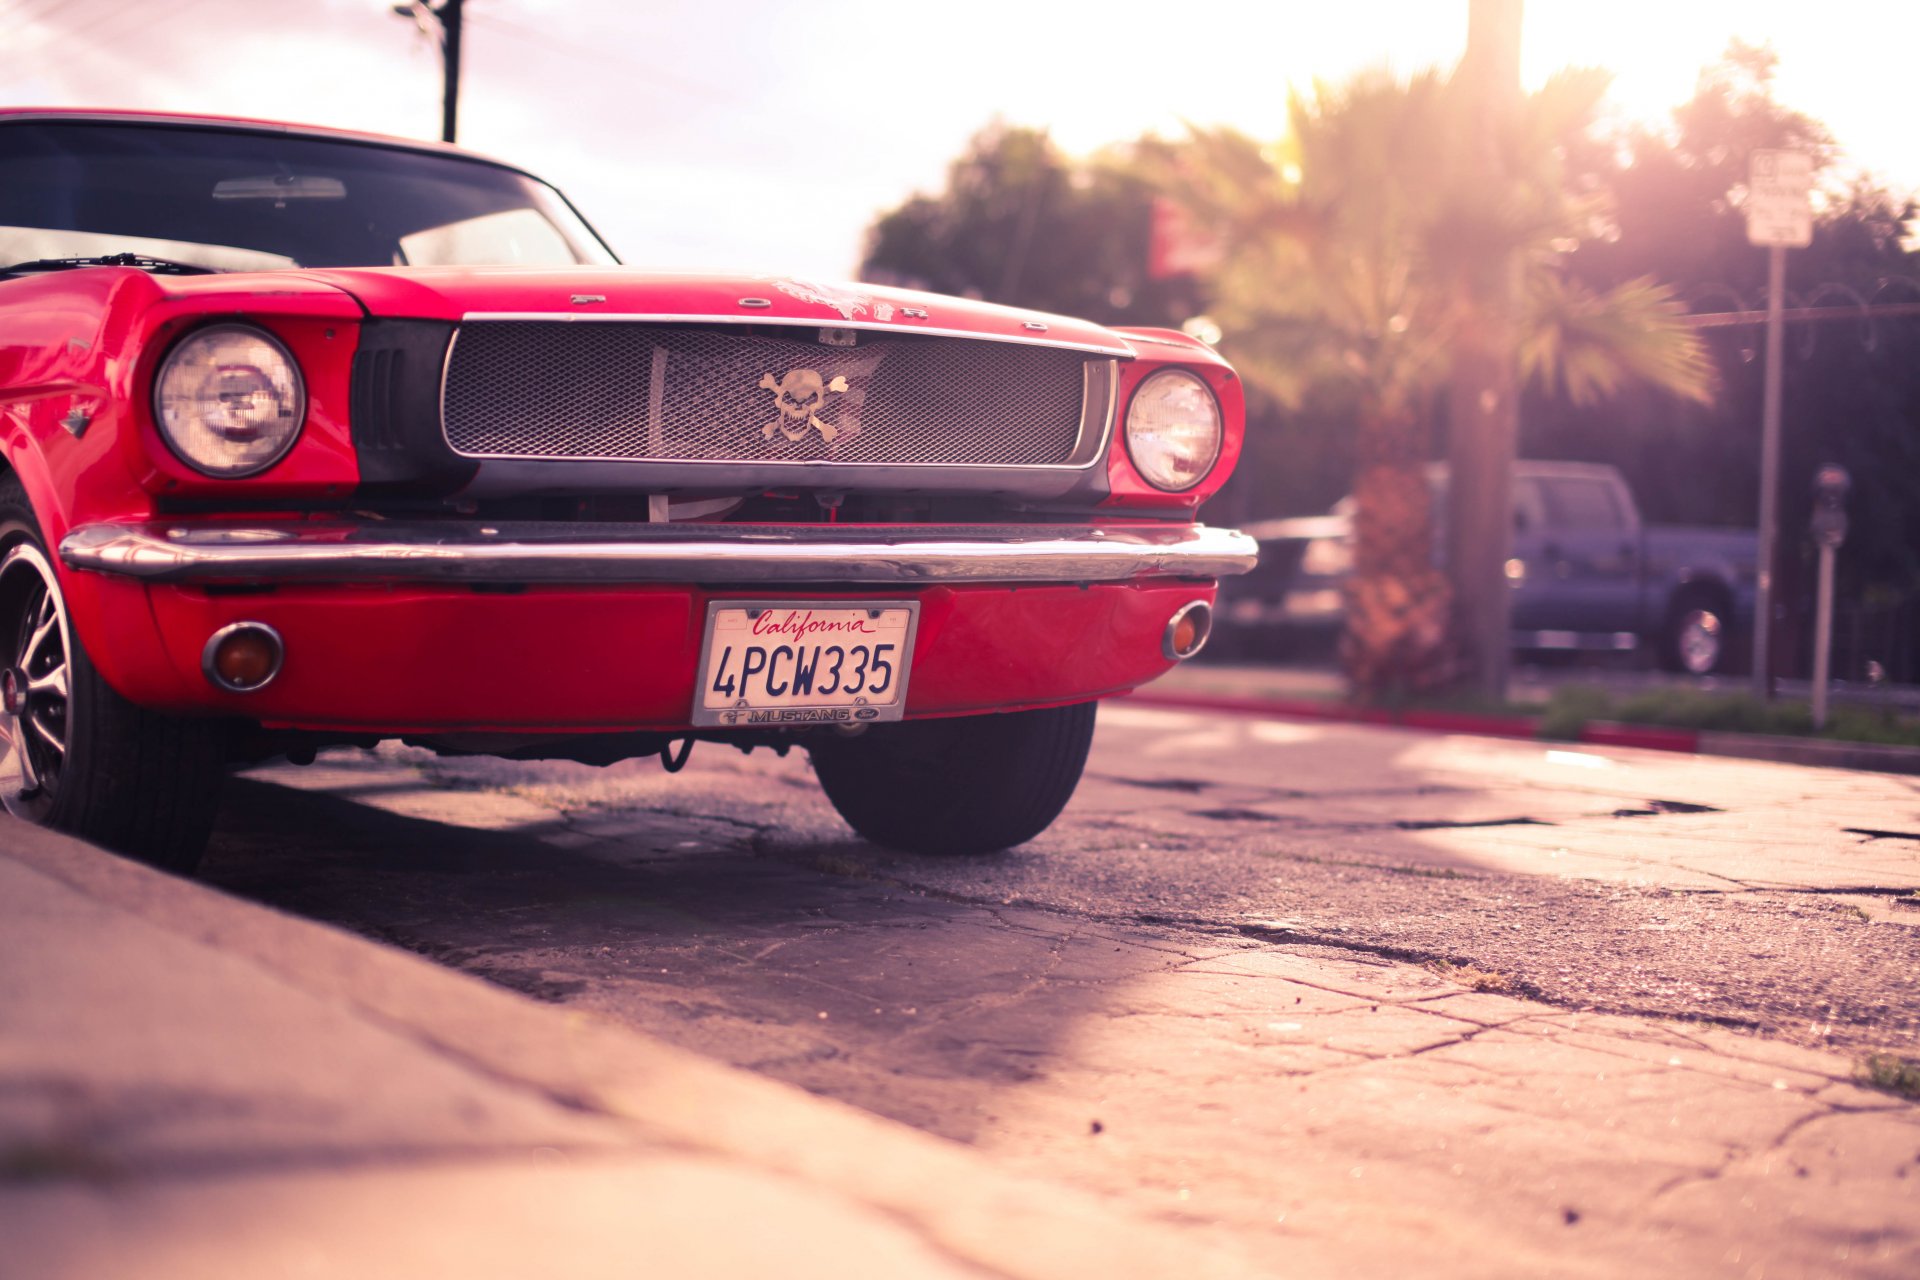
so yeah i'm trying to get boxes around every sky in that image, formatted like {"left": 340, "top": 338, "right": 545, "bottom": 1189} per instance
{"left": 4, "top": 0, "right": 1914, "bottom": 280}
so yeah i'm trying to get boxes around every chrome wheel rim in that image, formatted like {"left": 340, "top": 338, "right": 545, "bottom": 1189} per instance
{"left": 1676, "top": 608, "right": 1723, "bottom": 676}
{"left": 0, "top": 543, "right": 70, "bottom": 823}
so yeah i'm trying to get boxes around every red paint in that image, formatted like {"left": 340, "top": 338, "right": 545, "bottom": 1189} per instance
{"left": 118, "top": 580, "right": 1212, "bottom": 732}
{"left": 1103, "top": 329, "right": 1245, "bottom": 512}
{"left": 1578, "top": 722, "right": 1701, "bottom": 753}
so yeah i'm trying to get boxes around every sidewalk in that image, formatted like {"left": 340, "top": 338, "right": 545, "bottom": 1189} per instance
{"left": 1135, "top": 661, "right": 1920, "bottom": 775}
{"left": 0, "top": 820, "right": 1263, "bottom": 1280}
{"left": 3, "top": 785, "right": 1915, "bottom": 1277}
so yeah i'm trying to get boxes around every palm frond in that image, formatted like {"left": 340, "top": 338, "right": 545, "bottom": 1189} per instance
{"left": 1521, "top": 274, "right": 1716, "bottom": 406}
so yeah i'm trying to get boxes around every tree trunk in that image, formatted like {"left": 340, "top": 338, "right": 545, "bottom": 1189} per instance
{"left": 1343, "top": 403, "right": 1454, "bottom": 699}
{"left": 1447, "top": 332, "right": 1517, "bottom": 696}
{"left": 1447, "top": 0, "right": 1524, "bottom": 699}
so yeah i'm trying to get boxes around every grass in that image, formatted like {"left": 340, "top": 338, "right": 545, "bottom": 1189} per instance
{"left": 1538, "top": 685, "right": 1920, "bottom": 749}
{"left": 1855, "top": 1054, "right": 1920, "bottom": 1101}
{"left": 1179, "top": 657, "right": 1920, "bottom": 750}
{"left": 1424, "top": 959, "right": 1514, "bottom": 993}
{"left": 1371, "top": 681, "right": 1920, "bottom": 750}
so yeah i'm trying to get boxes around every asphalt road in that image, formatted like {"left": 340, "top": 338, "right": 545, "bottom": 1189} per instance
{"left": 194, "top": 703, "right": 1920, "bottom": 1275}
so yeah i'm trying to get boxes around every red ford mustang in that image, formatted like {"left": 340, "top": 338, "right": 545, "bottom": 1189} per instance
{"left": 0, "top": 109, "right": 1253, "bottom": 871}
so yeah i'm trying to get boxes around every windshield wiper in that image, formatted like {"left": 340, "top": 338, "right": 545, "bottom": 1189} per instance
{"left": 0, "top": 253, "right": 224, "bottom": 278}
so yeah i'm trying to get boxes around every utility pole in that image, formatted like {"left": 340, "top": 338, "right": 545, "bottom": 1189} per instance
{"left": 1744, "top": 149, "right": 1813, "bottom": 697}
{"left": 1446, "top": 0, "right": 1523, "bottom": 700}
{"left": 393, "top": 0, "right": 464, "bottom": 144}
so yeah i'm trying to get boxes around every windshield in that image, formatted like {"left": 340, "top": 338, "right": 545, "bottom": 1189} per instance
{"left": 0, "top": 120, "right": 619, "bottom": 272}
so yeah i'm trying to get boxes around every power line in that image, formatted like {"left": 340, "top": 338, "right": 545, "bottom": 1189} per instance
{"left": 0, "top": 0, "right": 78, "bottom": 28}
{"left": 463, "top": 9, "right": 738, "bottom": 108}
{"left": 1687, "top": 302, "right": 1920, "bottom": 329}
{"left": 52, "top": 0, "right": 209, "bottom": 42}
{"left": 55, "top": 0, "right": 149, "bottom": 39}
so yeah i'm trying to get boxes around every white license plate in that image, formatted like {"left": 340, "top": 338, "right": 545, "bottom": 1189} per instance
{"left": 692, "top": 601, "right": 919, "bottom": 727}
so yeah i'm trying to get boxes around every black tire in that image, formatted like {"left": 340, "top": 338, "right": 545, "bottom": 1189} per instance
{"left": 1659, "top": 588, "right": 1732, "bottom": 676}
{"left": 0, "top": 477, "right": 225, "bottom": 873}
{"left": 809, "top": 702, "right": 1097, "bottom": 855}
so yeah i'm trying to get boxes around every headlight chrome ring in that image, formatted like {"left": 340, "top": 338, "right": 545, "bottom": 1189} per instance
{"left": 1125, "top": 367, "right": 1223, "bottom": 492}
{"left": 153, "top": 323, "right": 306, "bottom": 478}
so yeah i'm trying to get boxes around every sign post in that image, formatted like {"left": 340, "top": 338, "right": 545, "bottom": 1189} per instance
{"left": 1745, "top": 150, "right": 1813, "bottom": 698}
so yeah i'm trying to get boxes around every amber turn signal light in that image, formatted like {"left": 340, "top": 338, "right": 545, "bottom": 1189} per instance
{"left": 1162, "top": 600, "right": 1213, "bottom": 662}
{"left": 202, "top": 622, "right": 284, "bottom": 693}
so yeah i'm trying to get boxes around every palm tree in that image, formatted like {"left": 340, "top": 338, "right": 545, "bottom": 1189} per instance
{"left": 1144, "top": 68, "right": 1713, "bottom": 698}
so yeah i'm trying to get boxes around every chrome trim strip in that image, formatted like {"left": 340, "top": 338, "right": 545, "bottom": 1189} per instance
{"left": 1512, "top": 629, "right": 1643, "bottom": 652}
{"left": 1079, "top": 358, "right": 1119, "bottom": 468}
{"left": 450, "top": 458, "right": 1101, "bottom": 501}
{"left": 62, "top": 521, "right": 1257, "bottom": 586}
{"left": 647, "top": 344, "right": 668, "bottom": 454}
{"left": 458, "top": 311, "right": 1138, "bottom": 358}
{"left": 1121, "top": 333, "right": 1204, "bottom": 352}
{"left": 201, "top": 621, "right": 285, "bottom": 693}
{"left": 438, "top": 321, "right": 459, "bottom": 453}
{"left": 1162, "top": 599, "right": 1214, "bottom": 662}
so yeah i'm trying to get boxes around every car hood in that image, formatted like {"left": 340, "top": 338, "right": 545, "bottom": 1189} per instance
{"left": 198, "top": 267, "right": 1142, "bottom": 358}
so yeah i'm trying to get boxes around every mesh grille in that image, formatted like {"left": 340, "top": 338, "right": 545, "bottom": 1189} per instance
{"left": 442, "top": 322, "right": 1097, "bottom": 466}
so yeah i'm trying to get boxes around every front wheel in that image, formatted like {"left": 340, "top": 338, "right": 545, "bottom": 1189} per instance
{"left": 808, "top": 702, "right": 1097, "bottom": 855}
{"left": 0, "top": 482, "right": 226, "bottom": 873}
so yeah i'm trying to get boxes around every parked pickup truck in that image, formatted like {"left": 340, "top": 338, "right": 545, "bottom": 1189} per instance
{"left": 1218, "top": 461, "right": 1758, "bottom": 674}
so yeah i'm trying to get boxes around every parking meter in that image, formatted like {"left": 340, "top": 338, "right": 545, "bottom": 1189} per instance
{"left": 1811, "top": 464, "right": 1850, "bottom": 549}
{"left": 1809, "top": 463, "right": 1849, "bottom": 727}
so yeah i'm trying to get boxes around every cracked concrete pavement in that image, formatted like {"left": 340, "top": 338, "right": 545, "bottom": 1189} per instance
{"left": 0, "top": 819, "right": 1270, "bottom": 1280}
{"left": 124, "top": 700, "right": 1920, "bottom": 1277}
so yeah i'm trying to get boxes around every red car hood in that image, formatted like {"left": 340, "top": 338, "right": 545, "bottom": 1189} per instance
{"left": 232, "top": 267, "right": 1140, "bottom": 358}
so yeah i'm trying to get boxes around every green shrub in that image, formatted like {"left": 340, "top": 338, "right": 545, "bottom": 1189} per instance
{"left": 1537, "top": 685, "right": 1920, "bottom": 748}
{"left": 1857, "top": 1054, "right": 1920, "bottom": 1100}
{"left": 1538, "top": 684, "right": 1612, "bottom": 741}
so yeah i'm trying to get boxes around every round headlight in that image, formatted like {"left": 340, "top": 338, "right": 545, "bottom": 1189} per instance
{"left": 1125, "top": 368, "right": 1222, "bottom": 492}
{"left": 154, "top": 325, "right": 305, "bottom": 477}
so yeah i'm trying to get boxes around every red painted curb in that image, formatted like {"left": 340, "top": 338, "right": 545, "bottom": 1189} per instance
{"left": 1116, "top": 690, "right": 1356, "bottom": 723}
{"left": 1123, "top": 684, "right": 1920, "bottom": 774}
{"left": 1121, "top": 690, "right": 1540, "bottom": 739}
{"left": 1578, "top": 722, "right": 1701, "bottom": 753}
{"left": 1122, "top": 689, "right": 1699, "bottom": 755}
{"left": 1395, "top": 709, "right": 1542, "bottom": 740}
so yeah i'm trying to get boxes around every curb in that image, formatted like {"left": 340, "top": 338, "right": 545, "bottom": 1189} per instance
{"left": 1121, "top": 688, "right": 1920, "bottom": 776}
{"left": 1122, "top": 690, "right": 1541, "bottom": 740}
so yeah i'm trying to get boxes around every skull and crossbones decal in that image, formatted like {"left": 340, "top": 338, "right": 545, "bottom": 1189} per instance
{"left": 758, "top": 368, "right": 850, "bottom": 443}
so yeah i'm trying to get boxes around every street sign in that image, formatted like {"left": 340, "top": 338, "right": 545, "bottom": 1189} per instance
{"left": 1747, "top": 150, "right": 1813, "bottom": 248}
{"left": 1148, "top": 197, "right": 1224, "bottom": 279}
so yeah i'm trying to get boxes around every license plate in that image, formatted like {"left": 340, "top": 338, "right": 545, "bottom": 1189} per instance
{"left": 692, "top": 601, "right": 919, "bottom": 727}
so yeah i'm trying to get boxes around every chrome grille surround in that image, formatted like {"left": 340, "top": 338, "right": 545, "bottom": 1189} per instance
{"left": 442, "top": 320, "right": 1116, "bottom": 470}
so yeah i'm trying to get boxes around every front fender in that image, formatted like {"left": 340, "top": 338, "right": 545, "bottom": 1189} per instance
{"left": 0, "top": 427, "right": 196, "bottom": 706}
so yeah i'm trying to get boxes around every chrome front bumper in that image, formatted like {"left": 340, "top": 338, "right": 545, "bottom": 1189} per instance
{"left": 61, "top": 520, "right": 1258, "bottom": 586}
